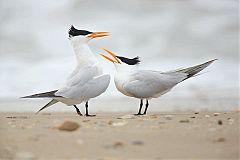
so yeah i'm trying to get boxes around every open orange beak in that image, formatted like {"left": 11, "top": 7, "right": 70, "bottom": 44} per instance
{"left": 100, "top": 48, "right": 121, "bottom": 64}
{"left": 87, "top": 32, "right": 110, "bottom": 39}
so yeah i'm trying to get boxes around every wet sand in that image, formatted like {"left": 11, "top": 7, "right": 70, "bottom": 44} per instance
{"left": 0, "top": 111, "right": 239, "bottom": 160}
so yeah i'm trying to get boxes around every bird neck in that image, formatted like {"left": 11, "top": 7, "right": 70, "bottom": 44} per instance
{"left": 70, "top": 41, "right": 98, "bottom": 65}
{"left": 114, "top": 63, "right": 138, "bottom": 73}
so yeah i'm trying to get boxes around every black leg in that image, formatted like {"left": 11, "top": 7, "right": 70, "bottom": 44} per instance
{"left": 143, "top": 99, "right": 149, "bottom": 115}
{"left": 85, "top": 101, "right": 96, "bottom": 117}
{"left": 134, "top": 99, "right": 143, "bottom": 116}
{"left": 73, "top": 105, "right": 82, "bottom": 116}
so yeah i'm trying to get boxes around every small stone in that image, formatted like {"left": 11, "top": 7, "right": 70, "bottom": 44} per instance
{"left": 132, "top": 141, "right": 144, "bottom": 146}
{"left": 6, "top": 116, "right": 17, "bottom": 119}
{"left": 164, "top": 115, "right": 172, "bottom": 120}
{"left": 227, "top": 118, "right": 234, "bottom": 125}
{"left": 113, "top": 142, "right": 124, "bottom": 149}
{"left": 149, "top": 115, "right": 158, "bottom": 119}
{"left": 18, "top": 116, "right": 28, "bottom": 119}
{"left": 194, "top": 112, "right": 199, "bottom": 114}
{"left": 117, "top": 114, "right": 135, "bottom": 119}
{"left": 213, "top": 137, "right": 226, "bottom": 143}
{"left": 109, "top": 121, "right": 128, "bottom": 127}
{"left": 213, "top": 113, "right": 220, "bottom": 116}
{"left": 179, "top": 119, "right": 190, "bottom": 123}
{"left": 218, "top": 120, "right": 223, "bottom": 125}
{"left": 205, "top": 115, "right": 210, "bottom": 118}
{"left": 217, "top": 137, "right": 226, "bottom": 142}
{"left": 82, "top": 120, "right": 91, "bottom": 122}
{"left": 190, "top": 116, "right": 196, "bottom": 118}
{"left": 57, "top": 120, "right": 80, "bottom": 131}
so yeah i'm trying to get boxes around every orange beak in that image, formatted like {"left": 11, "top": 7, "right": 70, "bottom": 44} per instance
{"left": 100, "top": 48, "right": 121, "bottom": 64}
{"left": 87, "top": 32, "right": 110, "bottom": 39}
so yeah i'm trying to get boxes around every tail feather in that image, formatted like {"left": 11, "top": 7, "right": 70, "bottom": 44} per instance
{"left": 176, "top": 59, "right": 217, "bottom": 81}
{"left": 21, "top": 90, "right": 61, "bottom": 98}
{"left": 36, "top": 99, "right": 58, "bottom": 114}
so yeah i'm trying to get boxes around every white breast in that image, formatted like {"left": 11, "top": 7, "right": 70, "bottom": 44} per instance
{"left": 114, "top": 72, "right": 135, "bottom": 97}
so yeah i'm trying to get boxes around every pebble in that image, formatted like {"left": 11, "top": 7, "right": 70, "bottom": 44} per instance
{"left": 213, "top": 137, "right": 226, "bottom": 143}
{"left": 105, "top": 142, "right": 124, "bottom": 149}
{"left": 164, "top": 115, "right": 172, "bottom": 120}
{"left": 218, "top": 120, "right": 223, "bottom": 125}
{"left": 109, "top": 121, "right": 128, "bottom": 127}
{"left": 57, "top": 120, "right": 80, "bottom": 131}
{"left": 6, "top": 116, "right": 17, "bottom": 119}
{"left": 149, "top": 115, "right": 158, "bottom": 119}
{"left": 132, "top": 140, "right": 144, "bottom": 146}
{"left": 213, "top": 113, "right": 220, "bottom": 116}
{"left": 117, "top": 114, "right": 135, "bottom": 119}
{"left": 179, "top": 119, "right": 190, "bottom": 123}
{"left": 227, "top": 118, "right": 234, "bottom": 125}
{"left": 113, "top": 142, "right": 124, "bottom": 149}
{"left": 82, "top": 120, "right": 91, "bottom": 122}
{"left": 205, "top": 115, "right": 210, "bottom": 118}
{"left": 194, "top": 112, "right": 199, "bottom": 114}
{"left": 6, "top": 116, "right": 28, "bottom": 119}
{"left": 190, "top": 116, "right": 196, "bottom": 119}
{"left": 217, "top": 137, "right": 226, "bottom": 142}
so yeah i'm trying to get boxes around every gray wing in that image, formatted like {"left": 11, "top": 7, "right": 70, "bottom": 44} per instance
{"left": 123, "top": 70, "right": 187, "bottom": 98}
{"left": 55, "top": 66, "right": 99, "bottom": 98}
{"left": 77, "top": 74, "right": 110, "bottom": 98}
{"left": 55, "top": 64, "right": 109, "bottom": 99}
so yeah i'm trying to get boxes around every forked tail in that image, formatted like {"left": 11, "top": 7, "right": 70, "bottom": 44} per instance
{"left": 36, "top": 99, "right": 58, "bottom": 114}
{"left": 21, "top": 90, "right": 61, "bottom": 98}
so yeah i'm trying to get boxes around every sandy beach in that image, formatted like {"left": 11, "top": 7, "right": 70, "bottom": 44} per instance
{"left": 0, "top": 111, "right": 239, "bottom": 160}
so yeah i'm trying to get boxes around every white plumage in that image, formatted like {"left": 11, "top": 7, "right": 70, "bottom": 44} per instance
{"left": 22, "top": 26, "right": 110, "bottom": 116}
{"left": 100, "top": 48, "right": 216, "bottom": 115}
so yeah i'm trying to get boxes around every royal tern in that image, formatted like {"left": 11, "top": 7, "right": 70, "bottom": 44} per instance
{"left": 100, "top": 49, "right": 216, "bottom": 115}
{"left": 22, "top": 26, "right": 110, "bottom": 116}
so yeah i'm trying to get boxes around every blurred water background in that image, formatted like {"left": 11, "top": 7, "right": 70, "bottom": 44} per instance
{"left": 0, "top": 0, "right": 238, "bottom": 112}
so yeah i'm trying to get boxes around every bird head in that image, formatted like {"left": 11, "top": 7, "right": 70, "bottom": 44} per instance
{"left": 100, "top": 48, "right": 140, "bottom": 71}
{"left": 68, "top": 25, "right": 110, "bottom": 43}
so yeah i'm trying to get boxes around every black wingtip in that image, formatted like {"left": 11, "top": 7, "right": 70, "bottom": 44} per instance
{"left": 210, "top": 59, "right": 218, "bottom": 62}
{"left": 20, "top": 90, "right": 60, "bottom": 99}
{"left": 206, "top": 59, "right": 218, "bottom": 65}
{"left": 20, "top": 95, "right": 32, "bottom": 99}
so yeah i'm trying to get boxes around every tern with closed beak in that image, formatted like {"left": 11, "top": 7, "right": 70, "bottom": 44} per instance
{"left": 100, "top": 48, "right": 216, "bottom": 115}
{"left": 22, "top": 26, "right": 111, "bottom": 116}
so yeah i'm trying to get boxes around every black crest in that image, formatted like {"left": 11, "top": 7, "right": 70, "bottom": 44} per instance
{"left": 68, "top": 25, "right": 92, "bottom": 37}
{"left": 116, "top": 56, "right": 140, "bottom": 65}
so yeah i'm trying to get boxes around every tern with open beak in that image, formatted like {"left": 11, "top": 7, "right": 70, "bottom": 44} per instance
{"left": 100, "top": 48, "right": 216, "bottom": 115}
{"left": 22, "top": 26, "right": 110, "bottom": 116}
